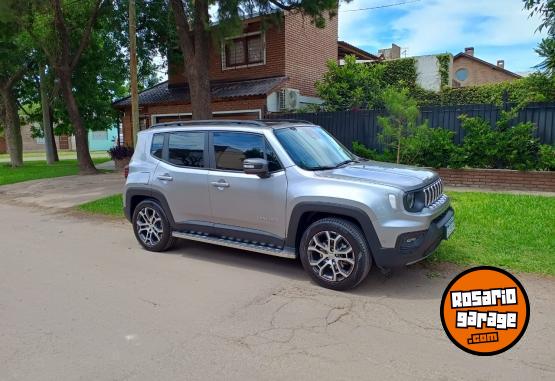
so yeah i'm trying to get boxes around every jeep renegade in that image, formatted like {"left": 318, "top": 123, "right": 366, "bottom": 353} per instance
{"left": 123, "top": 120, "right": 455, "bottom": 290}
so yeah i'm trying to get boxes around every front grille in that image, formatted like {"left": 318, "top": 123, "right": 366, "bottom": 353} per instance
{"left": 423, "top": 178, "right": 444, "bottom": 207}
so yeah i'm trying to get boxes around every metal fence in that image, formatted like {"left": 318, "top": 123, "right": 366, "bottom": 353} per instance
{"left": 270, "top": 102, "right": 555, "bottom": 149}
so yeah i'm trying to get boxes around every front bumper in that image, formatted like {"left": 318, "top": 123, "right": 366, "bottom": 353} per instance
{"left": 372, "top": 207, "right": 454, "bottom": 268}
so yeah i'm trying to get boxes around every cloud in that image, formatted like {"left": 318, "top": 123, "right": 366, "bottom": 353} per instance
{"left": 338, "top": 0, "right": 546, "bottom": 72}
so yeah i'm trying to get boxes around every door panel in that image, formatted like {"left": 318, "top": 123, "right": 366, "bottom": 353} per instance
{"left": 150, "top": 131, "right": 211, "bottom": 225}
{"left": 208, "top": 170, "right": 287, "bottom": 238}
{"left": 208, "top": 131, "right": 288, "bottom": 239}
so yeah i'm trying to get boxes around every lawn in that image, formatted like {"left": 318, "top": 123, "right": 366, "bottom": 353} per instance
{"left": 0, "top": 150, "right": 109, "bottom": 163}
{"left": 77, "top": 192, "right": 555, "bottom": 276}
{"left": 78, "top": 194, "right": 123, "bottom": 217}
{"left": 0, "top": 158, "right": 112, "bottom": 186}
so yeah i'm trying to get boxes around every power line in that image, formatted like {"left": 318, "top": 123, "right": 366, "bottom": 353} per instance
{"left": 341, "top": 0, "right": 421, "bottom": 12}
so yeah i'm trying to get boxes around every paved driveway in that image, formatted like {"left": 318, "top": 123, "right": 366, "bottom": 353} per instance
{"left": 0, "top": 202, "right": 553, "bottom": 380}
{"left": 0, "top": 172, "right": 123, "bottom": 209}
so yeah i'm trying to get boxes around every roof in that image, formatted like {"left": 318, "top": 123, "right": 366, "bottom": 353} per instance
{"left": 112, "top": 76, "right": 288, "bottom": 108}
{"left": 453, "top": 52, "right": 521, "bottom": 78}
{"left": 338, "top": 41, "right": 380, "bottom": 61}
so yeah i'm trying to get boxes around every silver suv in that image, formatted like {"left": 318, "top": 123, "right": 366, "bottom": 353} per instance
{"left": 123, "top": 120, "right": 454, "bottom": 290}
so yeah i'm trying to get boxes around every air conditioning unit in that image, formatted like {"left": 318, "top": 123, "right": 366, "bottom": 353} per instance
{"left": 277, "top": 88, "right": 300, "bottom": 111}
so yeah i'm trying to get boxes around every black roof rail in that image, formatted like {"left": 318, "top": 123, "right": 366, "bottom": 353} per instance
{"left": 150, "top": 120, "right": 267, "bottom": 129}
{"left": 258, "top": 118, "right": 314, "bottom": 124}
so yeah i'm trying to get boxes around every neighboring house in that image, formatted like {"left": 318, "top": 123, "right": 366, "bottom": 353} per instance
{"left": 112, "top": 11, "right": 338, "bottom": 145}
{"left": 88, "top": 128, "right": 119, "bottom": 151}
{"left": 12, "top": 123, "right": 117, "bottom": 153}
{"left": 453, "top": 47, "right": 521, "bottom": 87}
{"left": 338, "top": 40, "right": 380, "bottom": 62}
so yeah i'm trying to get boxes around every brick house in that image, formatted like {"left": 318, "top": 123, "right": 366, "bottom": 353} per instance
{"left": 113, "top": 12, "right": 338, "bottom": 145}
{"left": 453, "top": 47, "right": 521, "bottom": 87}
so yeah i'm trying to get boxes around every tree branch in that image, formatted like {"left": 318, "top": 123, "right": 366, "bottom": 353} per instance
{"left": 170, "top": 0, "right": 195, "bottom": 61}
{"left": 5, "top": 65, "right": 27, "bottom": 90}
{"left": 71, "top": 0, "right": 104, "bottom": 70}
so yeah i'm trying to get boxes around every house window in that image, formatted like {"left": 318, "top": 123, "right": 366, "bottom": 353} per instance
{"left": 223, "top": 32, "right": 265, "bottom": 69}
{"left": 455, "top": 68, "right": 469, "bottom": 81}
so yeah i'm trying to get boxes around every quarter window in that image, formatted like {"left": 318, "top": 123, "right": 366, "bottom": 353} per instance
{"left": 168, "top": 132, "right": 205, "bottom": 168}
{"left": 151, "top": 133, "right": 165, "bottom": 159}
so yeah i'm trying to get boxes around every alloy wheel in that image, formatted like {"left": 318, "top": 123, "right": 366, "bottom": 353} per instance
{"left": 307, "top": 230, "right": 355, "bottom": 282}
{"left": 136, "top": 207, "right": 163, "bottom": 247}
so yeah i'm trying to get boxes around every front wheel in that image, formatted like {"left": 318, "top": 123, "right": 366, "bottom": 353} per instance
{"left": 132, "top": 200, "right": 175, "bottom": 252}
{"left": 299, "top": 218, "right": 372, "bottom": 291}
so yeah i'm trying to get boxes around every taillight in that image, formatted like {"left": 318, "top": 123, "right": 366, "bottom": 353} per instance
{"left": 124, "top": 165, "right": 129, "bottom": 179}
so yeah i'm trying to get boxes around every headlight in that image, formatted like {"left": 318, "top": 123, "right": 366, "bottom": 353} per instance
{"left": 405, "top": 192, "right": 415, "bottom": 209}
{"left": 404, "top": 191, "right": 425, "bottom": 212}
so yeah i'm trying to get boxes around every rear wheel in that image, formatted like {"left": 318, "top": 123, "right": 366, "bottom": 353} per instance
{"left": 299, "top": 218, "right": 372, "bottom": 290}
{"left": 132, "top": 200, "right": 175, "bottom": 252}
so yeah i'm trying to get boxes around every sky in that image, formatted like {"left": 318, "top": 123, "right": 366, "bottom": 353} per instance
{"left": 338, "top": 0, "right": 547, "bottom": 74}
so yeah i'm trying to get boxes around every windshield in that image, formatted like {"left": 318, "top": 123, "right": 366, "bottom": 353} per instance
{"left": 274, "top": 126, "right": 357, "bottom": 170}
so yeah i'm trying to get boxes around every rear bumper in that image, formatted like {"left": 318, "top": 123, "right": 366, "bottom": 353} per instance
{"left": 372, "top": 207, "right": 454, "bottom": 268}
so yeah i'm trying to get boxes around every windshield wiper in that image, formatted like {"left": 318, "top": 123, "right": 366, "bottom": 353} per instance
{"left": 310, "top": 160, "right": 359, "bottom": 171}
{"left": 334, "top": 159, "right": 359, "bottom": 168}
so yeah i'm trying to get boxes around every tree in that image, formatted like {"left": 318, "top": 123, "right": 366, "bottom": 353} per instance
{"left": 316, "top": 55, "right": 385, "bottom": 111}
{"left": 0, "top": 18, "right": 29, "bottom": 167}
{"left": 169, "top": 0, "right": 340, "bottom": 119}
{"left": 377, "top": 87, "right": 424, "bottom": 164}
{"left": 524, "top": 0, "right": 555, "bottom": 75}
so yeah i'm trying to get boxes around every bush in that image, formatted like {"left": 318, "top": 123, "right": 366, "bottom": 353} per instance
{"left": 401, "top": 125, "right": 458, "bottom": 168}
{"left": 107, "top": 145, "right": 134, "bottom": 160}
{"left": 459, "top": 115, "right": 542, "bottom": 170}
{"left": 352, "top": 141, "right": 395, "bottom": 162}
{"left": 458, "top": 116, "right": 499, "bottom": 168}
{"left": 539, "top": 144, "right": 555, "bottom": 171}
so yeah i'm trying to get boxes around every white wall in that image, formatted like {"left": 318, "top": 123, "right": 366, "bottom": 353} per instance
{"left": 415, "top": 54, "right": 453, "bottom": 92}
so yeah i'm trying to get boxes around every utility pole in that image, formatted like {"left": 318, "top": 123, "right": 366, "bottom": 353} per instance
{"left": 129, "top": 0, "right": 139, "bottom": 147}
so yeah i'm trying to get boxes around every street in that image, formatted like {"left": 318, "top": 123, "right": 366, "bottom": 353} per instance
{"left": 1, "top": 203, "right": 554, "bottom": 380}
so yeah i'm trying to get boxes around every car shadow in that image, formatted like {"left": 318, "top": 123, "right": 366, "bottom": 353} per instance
{"left": 156, "top": 239, "right": 457, "bottom": 301}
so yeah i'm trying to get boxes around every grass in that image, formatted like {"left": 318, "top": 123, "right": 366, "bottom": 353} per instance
{"left": 78, "top": 194, "right": 123, "bottom": 217}
{"left": 0, "top": 150, "right": 109, "bottom": 163}
{"left": 77, "top": 192, "right": 555, "bottom": 276}
{"left": 0, "top": 157, "right": 112, "bottom": 186}
{"left": 431, "top": 192, "right": 555, "bottom": 276}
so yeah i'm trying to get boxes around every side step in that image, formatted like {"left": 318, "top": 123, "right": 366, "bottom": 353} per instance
{"left": 172, "top": 231, "right": 296, "bottom": 259}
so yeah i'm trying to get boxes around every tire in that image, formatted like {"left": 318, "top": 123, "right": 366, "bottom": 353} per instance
{"left": 299, "top": 217, "right": 372, "bottom": 291}
{"left": 132, "top": 200, "right": 176, "bottom": 252}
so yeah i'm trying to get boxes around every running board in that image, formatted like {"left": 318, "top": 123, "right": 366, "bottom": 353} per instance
{"left": 171, "top": 231, "right": 296, "bottom": 259}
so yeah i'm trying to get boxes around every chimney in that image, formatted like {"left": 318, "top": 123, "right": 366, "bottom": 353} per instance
{"left": 465, "top": 47, "right": 474, "bottom": 56}
{"left": 497, "top": 60, "right": 505, "bottom": 69}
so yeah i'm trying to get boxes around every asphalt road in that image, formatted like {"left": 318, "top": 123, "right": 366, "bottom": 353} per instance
{"left": 1, "top": 203, "right": 554, "bottom": 380}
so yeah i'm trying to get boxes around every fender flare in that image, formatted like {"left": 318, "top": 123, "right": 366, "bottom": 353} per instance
{"left": 125, "top": 188, "right": 176, "bottom": 225}
{"left": 285, "top": 202, "right": 382, "bottom": 253}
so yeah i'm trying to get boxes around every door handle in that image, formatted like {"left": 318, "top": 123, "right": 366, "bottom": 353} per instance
{"left": 157, "top": 174, "right": 173, "bottom": 181}
{"left": 211, "top": 180, "right": 230, "bottom": 188}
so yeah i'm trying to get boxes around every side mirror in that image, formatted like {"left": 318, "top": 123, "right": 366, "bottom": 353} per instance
{"left": 243, "top": 158, "right": 269, "bottom": 178}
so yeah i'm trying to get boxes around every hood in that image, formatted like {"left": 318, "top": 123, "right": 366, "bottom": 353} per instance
{"left": 315, "top": 160, "right": 438, "bottom": 191}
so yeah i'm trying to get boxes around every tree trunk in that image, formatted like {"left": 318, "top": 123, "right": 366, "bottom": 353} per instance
{"left": 187, "top": 62, "right": 211, "bottom": 120}
{"left": 170, "top": 0, "right": 212, "bottom": 120}
{"left": 58, "top": 69, "right": 97, "bottom": 174}
{"left": 0, "top": 87, "right": 23, "bottom": 167}
{"left": 39, "top": 65, "right": 58, "bottom": 164}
